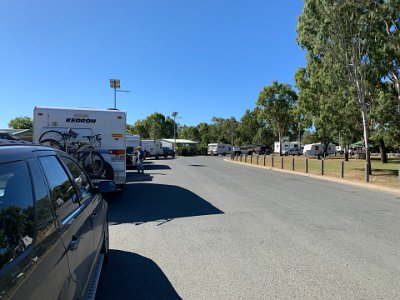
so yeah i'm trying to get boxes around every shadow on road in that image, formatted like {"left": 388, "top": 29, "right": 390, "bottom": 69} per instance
{"left": 108, "top": 183, "right": 224, "bottom": 225}
{"left": 95, "top": 250, "right": 182, "bottom": 300}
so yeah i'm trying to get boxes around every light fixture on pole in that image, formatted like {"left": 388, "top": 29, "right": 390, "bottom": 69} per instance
{"left": 172, "top": 111, "right": 178, "bottom": 151}
{"left": 109, "top": 79, "right": 131, "bottom": 109}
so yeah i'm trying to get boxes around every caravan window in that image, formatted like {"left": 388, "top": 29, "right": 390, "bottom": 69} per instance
{"left": 315, "top": 146, "right": 319, "bottom": 151}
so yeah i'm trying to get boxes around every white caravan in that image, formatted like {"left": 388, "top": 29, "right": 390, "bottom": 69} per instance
{"left": 274, "top": 141, "right": 302, "bottom": 155}
{"left": 33, "top": 106, "right": 127, "bottom": 189}
{"left": 303, "top": 143, "right": 336, "bottom": 157}
{"left": 207, "top": 143, "right": 233, "bottom": 156}
{"left": 141, "top": 139, "right": 163, "bottom": 159}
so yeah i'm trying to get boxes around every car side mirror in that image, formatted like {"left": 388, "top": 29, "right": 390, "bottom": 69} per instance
{"left": 98, "top": 180, "right": 117, "bottom": 193}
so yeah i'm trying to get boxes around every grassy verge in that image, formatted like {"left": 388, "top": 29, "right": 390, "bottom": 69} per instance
{"left": 231, "top": 154, "right": 400, "bottom": 189}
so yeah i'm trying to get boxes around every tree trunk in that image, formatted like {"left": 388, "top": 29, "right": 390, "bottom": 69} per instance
{"left": 378, "top": 138, "right": 388, "bottom": 163}
{"left": 278, "top": 131, "right": 282, "bottom": 156}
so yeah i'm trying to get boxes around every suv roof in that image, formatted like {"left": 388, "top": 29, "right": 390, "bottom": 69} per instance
{"left": 0, "top": 140, "right": 56, "bottom": 164}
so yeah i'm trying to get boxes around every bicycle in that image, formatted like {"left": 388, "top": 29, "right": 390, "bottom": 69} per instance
{"left": 39, "top": 129, "right": 106, "bottom": 177}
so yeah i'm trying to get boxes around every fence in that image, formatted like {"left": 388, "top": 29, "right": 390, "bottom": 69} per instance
{"left": 230, "top": 153, "right": 399, "bottom": 188}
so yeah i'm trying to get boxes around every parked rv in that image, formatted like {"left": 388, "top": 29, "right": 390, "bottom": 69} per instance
{"left": 33, "top": 106, "right": 127, "bottom": 189}
{"left": 141, "top": 139, "right": 163, "bottom": 159}
{"left": 207, "top": 143, "right": 232, "bottom": 156}
{"left": 303, "top": 143, "right": 336, "bottom": 157}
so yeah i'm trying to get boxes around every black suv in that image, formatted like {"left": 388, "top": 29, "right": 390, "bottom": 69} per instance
{"left": 0, "top": 140, "right": 114, "bottom": 299}
{"left": 163, "top": 147, "right": 176, "bottom": 158}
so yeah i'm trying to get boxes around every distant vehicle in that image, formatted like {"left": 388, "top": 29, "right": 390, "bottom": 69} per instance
{"left": 232, "top": 146, "right": 253, "bottom": 156}
{"left": 163, "top": 146, "right": 176, "bottom": 158}
{"left": 274, "top": 141, "right": 302, "bottom": 155}
{"left": 33, "top": 106, "right": 127, "bottom": 190}
{"left": 207, "top": 143, "right": 232, "bottom": 156}
{"left": 0, "top": 132, "right": 18, "bottom": 140}
{"left": 0, "top": 140, "right": 114, "bottom": 300}
{"left": 126, "top": 134, "right": 141, "bottom": 167}
{"left": 303, "top": 143, "right": 336, "bottom": 157}
{"left": 141, "top": 139, "right": 163, "bottom": 159}
{"left": 285, "top": 147, "right": 302, "bottom": 156}
{"left": 255, "top": 145, "right": 271, "bottom": 155}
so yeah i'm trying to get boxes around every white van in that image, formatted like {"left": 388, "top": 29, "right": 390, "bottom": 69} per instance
{"left": 207, "top": 143, "right": 233, "bottom": 156}
{"left": 141, "top": 139, "right": 163, "bottom": 159}
{"left": 33, "top": 106, "right": 127, "bottom": 189}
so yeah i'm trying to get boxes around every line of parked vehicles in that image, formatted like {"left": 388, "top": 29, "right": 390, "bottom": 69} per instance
{"left": 207, "top": 141, "right": 338, "bottom": 157}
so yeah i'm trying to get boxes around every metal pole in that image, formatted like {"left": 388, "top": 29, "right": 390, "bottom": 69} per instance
{"left": 173, "top": 116, "right": 176, "bottom": 151}
{"left": 114, "top": 87, "right": 116, "bottom": 109}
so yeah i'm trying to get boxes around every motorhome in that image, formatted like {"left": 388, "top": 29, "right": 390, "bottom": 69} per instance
{"left": 207, "top": 143, "right": 233, "bottom": 156}
{"left": 33, "top": 106, "right": 127, "bottom": 189}
{"left": 303, "top": 143, "right": 336, "bottom": 157}
{"left": 141, "top": 139, "right": 163, "bottom": 159}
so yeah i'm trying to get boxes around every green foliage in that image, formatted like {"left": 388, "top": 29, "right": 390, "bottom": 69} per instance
{"left": 256, "top": 81, "right": 298, "bottom": 153}
{"left": 8, "top": 116, "right": 33, "bottom": 129}
{"left": 127, "top": 112, "right": 176, "bottom": 139}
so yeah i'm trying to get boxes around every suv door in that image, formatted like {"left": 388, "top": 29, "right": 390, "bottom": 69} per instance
{"left": 38, "top": 155, "right": 94, "bottom": 298}
{"left": 0, "top": 159, "right": 72, "bottom": 300}
{"left": 60, "top": 156, "right": 106, "bottom": 260}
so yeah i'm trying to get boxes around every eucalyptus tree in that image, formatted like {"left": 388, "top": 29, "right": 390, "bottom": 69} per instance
{"left": 297, "top": 0, "right": 394, "bottom": 170}
{"left": 256, "top": 81, "right": 298, "bottom": 155}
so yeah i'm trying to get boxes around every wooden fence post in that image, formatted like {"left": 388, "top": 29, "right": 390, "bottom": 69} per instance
{"left": 321, "top": 159, "right": 324, "bottom": 175}
{"left": 341, "top": 161, "right": 344, "bottom": 178}
{"left": 272, "top": 156, "right": 274, "bottom": 168}
{"left": 292, "top": 157, "right": 295, "bottom": 171}
{"left": 281, "top": 157, "right": 284, "bottom": 169}
{"left": 263, "top": 155, "right": 266, "bottom": 166}
{"left": 305, "top": 158, "right": 308, "bottom": 173}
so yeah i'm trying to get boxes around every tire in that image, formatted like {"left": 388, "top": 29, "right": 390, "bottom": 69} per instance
{"left": 155, "top": 154, "right": 159, "bottom": 160}
{"left": 80, "top": 151, "right": 106, "bottom": 177}
{"left": 103, "top": 161, "right": 114, "bottom": 180}
{"left": 39, "top": 130, "right": 64, "bottom": 144}
{"left": 101, "top": 219, "right": 109, "bottom": 263}
{"left": 39, "top": 138, "right": 64, "bottom": 151}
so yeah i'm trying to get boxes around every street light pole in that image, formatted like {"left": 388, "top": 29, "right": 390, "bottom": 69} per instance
{"left": 172, "top": 111, "right": 178, "bottom": 151}
{"left": 109, "top": 79, "right": 131, "bottom": 109}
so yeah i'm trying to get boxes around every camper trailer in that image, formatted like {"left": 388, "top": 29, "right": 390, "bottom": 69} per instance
{"left": 207, "top": 143, "right": 233, "bottom": 156}
{"left": 274, "top": 141, "right": 302, "bottom": 155}
{"left": 303, "top": 143, "right": 336, "bottom": 157}
{"left": 33, "top": 106, "right": 127, "bottom": 189}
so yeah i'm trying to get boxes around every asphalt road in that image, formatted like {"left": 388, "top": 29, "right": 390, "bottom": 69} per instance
{"left": 96, "top": 156, "right": 400, "bottom": 300}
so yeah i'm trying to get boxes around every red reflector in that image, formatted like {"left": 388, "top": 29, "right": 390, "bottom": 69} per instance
{"left": 109, "top": 150, "right": 125, "bottom": 155}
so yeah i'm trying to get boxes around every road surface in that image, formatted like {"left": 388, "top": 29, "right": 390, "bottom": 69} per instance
{"left": 96, "top": 156, "right": 400, "bottom": 299}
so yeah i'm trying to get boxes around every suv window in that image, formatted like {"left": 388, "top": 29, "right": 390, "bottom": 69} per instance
{"left": 60, "top": 156, "right": 93, "bottom": 202}
{"left": 0, "top": 161, "right": 35, "bottom": 269}
{"left": 38, "top": 156, "right": 80, "bottom": 224}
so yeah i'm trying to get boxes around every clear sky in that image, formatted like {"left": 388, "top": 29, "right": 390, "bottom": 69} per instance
{"left": 0, "top": 0, "right": 305, "bottom": 129}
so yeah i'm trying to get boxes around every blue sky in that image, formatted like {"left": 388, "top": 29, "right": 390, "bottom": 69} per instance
{"left": 0, "top": 0, "right": 305, "bottom": 128}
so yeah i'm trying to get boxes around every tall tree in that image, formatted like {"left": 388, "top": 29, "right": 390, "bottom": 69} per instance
{"left": 256, "top": 81, "right": 298, "bottom": 155}
{"left": 297, "top": 0, "right": 394, "bottom": 171}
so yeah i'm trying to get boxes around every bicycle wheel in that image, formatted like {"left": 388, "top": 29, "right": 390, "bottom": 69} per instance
{"left": 39, "top": 139, "right": 64, "bottom": 151}
{"left": 80, "top": 151, "right": 105, "bottom": 177}
{"left": 39, "top": 130, "right": 64, "bottom": 144}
